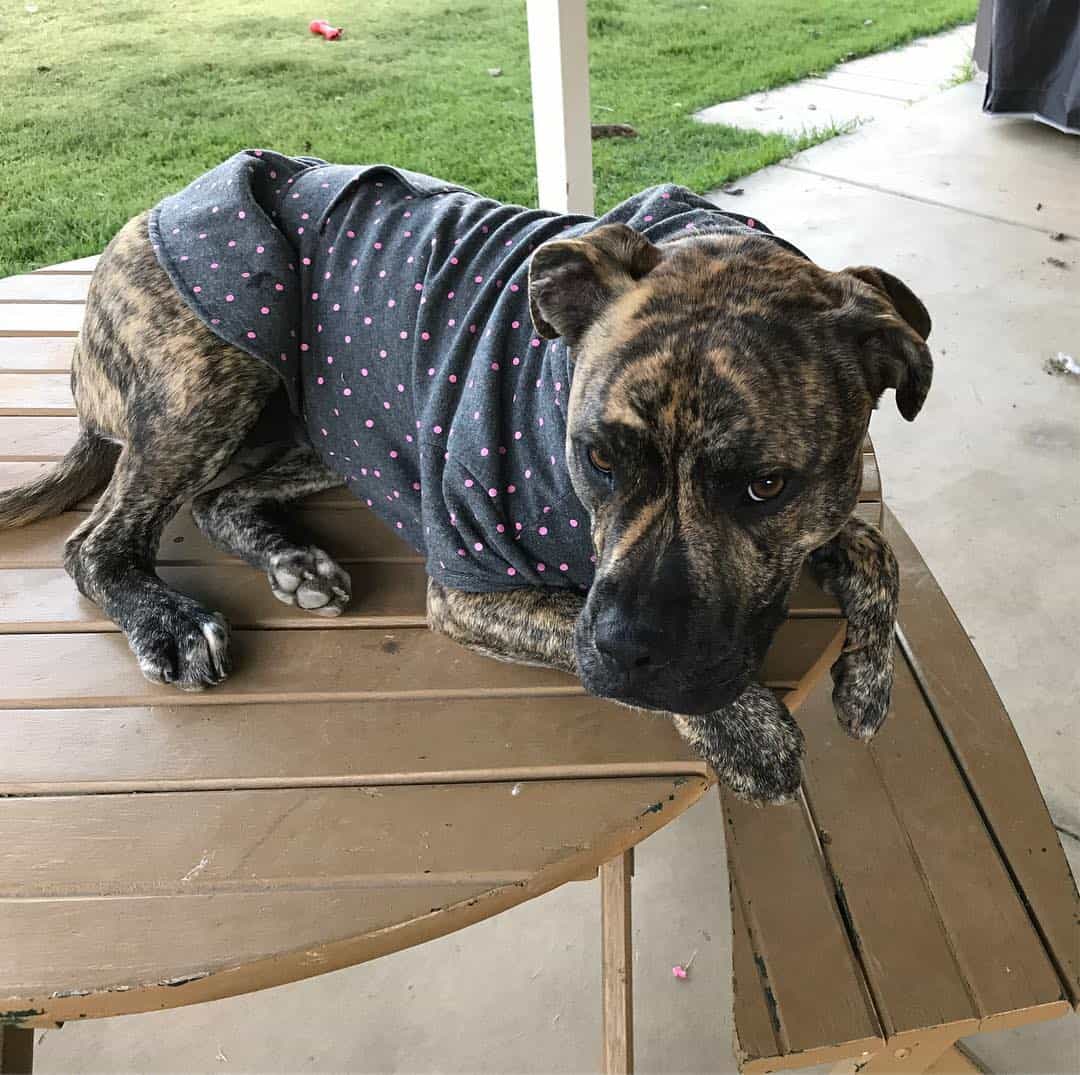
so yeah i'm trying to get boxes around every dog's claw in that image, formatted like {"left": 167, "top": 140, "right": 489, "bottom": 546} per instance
{"left": 268, "top": 546, "right": 352, "bottom": 616}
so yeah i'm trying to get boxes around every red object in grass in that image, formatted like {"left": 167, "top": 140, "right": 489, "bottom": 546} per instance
{"left": 309, "top": 19, "right": 343, "bottom": 41}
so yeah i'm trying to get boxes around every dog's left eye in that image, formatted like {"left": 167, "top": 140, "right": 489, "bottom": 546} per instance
{"left": 588, "top": 446, "right": 613, "bottom": 475}
{"left": 747, "top": 476, "right": 785, "bottom": 502}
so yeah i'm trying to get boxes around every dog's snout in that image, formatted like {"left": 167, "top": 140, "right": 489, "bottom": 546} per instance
{"left": 592, "top": 606, "right": 666, "bottom": 671}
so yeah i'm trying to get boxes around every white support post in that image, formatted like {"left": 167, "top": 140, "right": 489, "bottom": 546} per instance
{"left": 526, "top": 0, "right": 595, "bottom": 216}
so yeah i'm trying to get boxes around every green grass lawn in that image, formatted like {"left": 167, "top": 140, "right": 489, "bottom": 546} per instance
{"left": 0, "top": 0, "right": 975, "bottom": 276}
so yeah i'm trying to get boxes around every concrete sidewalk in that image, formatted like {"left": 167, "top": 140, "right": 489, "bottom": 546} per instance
{"left": 36, "top": 82, "right": 1078, "bottom": 1075}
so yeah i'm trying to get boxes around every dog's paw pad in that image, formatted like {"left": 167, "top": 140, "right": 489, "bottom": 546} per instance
{"left": 130, "top": 608, "right": 231, "bottom": 690}
{"left": 268, "top": 547, "right": 351, "bottom": 615}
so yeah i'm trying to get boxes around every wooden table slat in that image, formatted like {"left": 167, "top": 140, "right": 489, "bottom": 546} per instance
{"left": 0, "top": 339, "right": 77, "bottom": 373}
{"left": 0, "top": 276, "right": 90, "bottom": 303}
{"left": 0, "top": 695, "right": 710, "bottom": 795}
{"left": 798, "top": 671, "right": 984, "bottom": 1037}
{"left": 0, "top": 374, "right": 76, "bottom": 414}
{"left": 0, "top": 309, "right": 83, "bottom": 337}
{"left": 884, "top": 509, "right": 1080, "bottom": 1009}
{"left": 0, "top": 778, "right": 699, "bottom": 899}
{"left": 31, "top": 255, "right": 99, "bottom": 274}
{"left": 0, "top": 564, "right": 840, "bottom": 632}
{"left": 0, "top": 618, "right": 842, "bottom": 710}
{"left": 721, "top": 791, "right": 881, "bottom": 1058}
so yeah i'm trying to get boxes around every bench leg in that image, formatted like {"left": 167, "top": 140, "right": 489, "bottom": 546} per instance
{"left": 601, "top": 850, "right": 634, "bottom": 1074}
{"left": 0, "top": 1027, "right": 34, "bottom": 1075}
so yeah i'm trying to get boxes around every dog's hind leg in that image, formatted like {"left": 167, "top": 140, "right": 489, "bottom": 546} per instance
{"left": 65, "top": 212, "right": 282, "bottom": 688}
{"left": 191, "top": 444, "right": 352, "bottom": 616}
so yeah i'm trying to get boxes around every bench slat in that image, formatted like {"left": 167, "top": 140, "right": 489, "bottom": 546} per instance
{"left": 32, "top": 255, "right": 99, "bottom": 274}
{"left": 864, "top": 660, "right": 1066, "bottom": 1021}
{"left": 722, "top": 792, "right": 881, "bottom": 1062}
{"left": 0, "top": 507, "right": 424, "bottom": 567}
{"left": 0, "top": 418, "right": 81, "bottom": 460}
{"left": 0, "top": 374, "right": 76, "bottom": 414}
{"left": 0, "top": 307, "right": 83, "bottom": 337}
{"left": 885, "top": 509, "right": 1080, "bottom": 1009}
{"left": 0, "top": 777, "right": 697, "bottom": 899}
{"left": 0, "top": 565, "right": 840, "bottom": 632}
{"left": 0, "top": 275, "right": 90, "bottom": 302}
{"left": 3, "top": 883, "right": 494, "bottom": 998}
{"left": 0, "top": 619, "right": 841, "bottom": 710}
{"left": 0, "top": 694, "right": 709, "bottom": 795}
{"left": 798, "top": 672, "right": 982, "bottom": 1038}
{"left": 0, "top": 339, "right": 77, "bottom": 373}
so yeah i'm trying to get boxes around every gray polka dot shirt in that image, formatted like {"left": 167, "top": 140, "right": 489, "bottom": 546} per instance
{"left": 150, "top": 150, "right": 791, "bottom": 593}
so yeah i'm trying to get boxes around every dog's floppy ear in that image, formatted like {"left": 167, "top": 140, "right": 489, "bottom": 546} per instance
{"left": 529, "top": 224, "right": 661, "bottom": 344}
{"left": 838, "top": 266, "right": 933, "bottom": 421}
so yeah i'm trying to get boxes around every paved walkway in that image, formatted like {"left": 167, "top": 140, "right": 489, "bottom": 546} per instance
{"left": 696, "top": 24, "right": 975, "bottom": 136}
{"left": 36, "top": 83, "right": 1078, "bottom": 1075}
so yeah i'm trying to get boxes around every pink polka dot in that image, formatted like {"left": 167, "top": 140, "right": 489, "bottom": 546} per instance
{"left": 421, "top": 331, "right": 431, "bottom": 341}
{"left": 491, "top": 362, "right": 500, "bottom": 371}
{"left": 300, "top": 343, "right": 310, "bottom": 352}
{"left": 538, "top": 526, "right": 548, "bottom": 536}
{"left": 364, "top": 316, "right": 373, "bottom": 325}
{"left": 448, "top": 318, "right": 456, "bottom": 327}
{"left": 474, "top": 542, "right": 484, "bottom": 552}
{"left": 260, "top": 306, "right": 270, "bottom": 315}
{"left": 365, "top": 419, "right": 374, "bottom": 428}
{"left": 480, "top": 447, "right": 489, "bottom": 457}
{"left": 343, "top": 388, "right": 352, "bottom": 396}
{"left": 507, "top": 567, "right": 517, "bottom": 576}
{"left": 361, "top": 368, "right": 369, "bottom": 376}
{"left": 275, "top": 283, "right": 285, "bottom": 291}
{"left": 458, "top": 548, "right": 466, "bottom": 557}
{"left": 536, "top": 563, "right": 546, "bottom": 572}
{"left": 496, "top": 524, "right": 506, "bottom": 534}
{"left": 374, "top": 242, "right": 382, "bottom": 250}
{"left": 399, "top": 330, "right": 408, "bottom": 339}
{"left": 433, "top": 425, "right": 443, "bottom": 434}
{"left": 515, "top": 522, "right": 523, "bottom": 531}
{"left": 531, "top": 338, "right": 541, "bottom": 348}
{"left": 388, "top": 299, "right": 396, "bottom": 308}
{"left": 246, "top": 331, "right": 256, "bottom": 339}
{"left": 507, "top": 484, "right": 516, "bottom": 494}
{"left": 192, "top": 286, "right": 202, "bottom": 294}
{"left": 210, "top": 262, "right": 219, "bottom": 270}
{"left": 514, "top": 431, "right": 522, "bottom": 440}
{"left": 225, "top": 294, "right": 235, "bottom": 303}
{"left": 569, "top": 519, "right": 579, "bottom": 528}
{"left": 510, "top": 283, "right": 520, "bottom": 293}
{"left": 559, "top": 563, "right": 569, "bottom": 572}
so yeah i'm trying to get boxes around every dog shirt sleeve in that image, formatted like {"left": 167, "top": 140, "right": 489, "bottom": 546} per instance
{"left": 148, "top": 150, "right": 327, "bottom": 415}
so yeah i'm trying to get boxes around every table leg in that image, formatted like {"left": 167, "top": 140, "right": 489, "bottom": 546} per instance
{"left": 0, "top": 1026, "right": 34, "bottom": 1075}
{"left": 601, "top": 850, "right": 634, "bottom": 1075}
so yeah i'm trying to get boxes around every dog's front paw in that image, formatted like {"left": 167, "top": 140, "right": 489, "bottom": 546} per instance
{"left": 128, "top": 602, "right": 231, "bottom": 691}
{"left": 674, "top": 684, "right": 805, "bottom": 806}
{"left": 268, "top": 546, "right": 352, "bottom": 616}
{"left": 831, "top": 642, "right": 894, "bottom": 741}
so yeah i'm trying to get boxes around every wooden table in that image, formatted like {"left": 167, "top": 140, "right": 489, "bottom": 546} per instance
{"left": 2, "top": 261, "right": 1076, "bottom": 1075}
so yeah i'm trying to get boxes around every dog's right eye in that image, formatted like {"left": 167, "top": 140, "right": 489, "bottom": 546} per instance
{"left": 588, "top": 446, "right": 613, "bottom": 475}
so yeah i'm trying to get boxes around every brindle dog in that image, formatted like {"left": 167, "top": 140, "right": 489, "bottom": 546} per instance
{"left": 0, "top": 214, "right": 931, "bottom": 804}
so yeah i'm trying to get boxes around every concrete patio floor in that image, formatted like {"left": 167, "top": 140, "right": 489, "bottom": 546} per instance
{"left": 35, "top": 80, "right": 1078, "bottom": 1074}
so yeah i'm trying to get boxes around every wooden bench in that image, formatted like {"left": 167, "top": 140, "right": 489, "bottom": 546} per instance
{"left": 1, "top": 264, "right": 1076, "bottom": 1075}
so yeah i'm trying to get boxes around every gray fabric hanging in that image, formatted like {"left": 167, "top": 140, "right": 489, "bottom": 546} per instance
{"left": 983, "top": 0, "right": 1080, "bottom": 134}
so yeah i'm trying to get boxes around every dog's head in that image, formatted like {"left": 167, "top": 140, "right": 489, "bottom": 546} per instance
{"left": 529, "top": 223, "right": 932, "bottom": 714}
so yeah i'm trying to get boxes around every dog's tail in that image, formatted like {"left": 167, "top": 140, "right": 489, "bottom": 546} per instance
{"left": 0, "top": 428, "right": 119, "bottom": 528}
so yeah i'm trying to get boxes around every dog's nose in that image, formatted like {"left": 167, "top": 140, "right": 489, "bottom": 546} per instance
{"left": 592, "top": 607, "right": 663, "bottom": 671}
